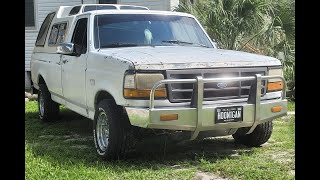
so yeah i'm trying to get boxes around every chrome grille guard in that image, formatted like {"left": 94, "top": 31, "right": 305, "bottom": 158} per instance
{"left": 149, "top": 74, "right": 286, "bottom": 140}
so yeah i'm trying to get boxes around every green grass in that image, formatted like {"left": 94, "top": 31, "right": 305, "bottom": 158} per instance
{"left": 25, "top": 101, "right": 295, "bottom": 179}
{"left": 288, "top": 100, "right": 295, "bottom": 111}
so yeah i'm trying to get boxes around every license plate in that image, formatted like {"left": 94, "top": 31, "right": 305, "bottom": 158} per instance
{"left": 215, "top": 106, "right": 243, "bottom": 123}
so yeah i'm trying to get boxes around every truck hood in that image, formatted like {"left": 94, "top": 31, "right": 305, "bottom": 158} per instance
{"left": 99, "top": 46, "right": 281, "bottom": 70}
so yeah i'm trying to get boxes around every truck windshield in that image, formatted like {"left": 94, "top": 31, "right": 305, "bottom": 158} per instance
{"left": 94, "top": 14, "right": 213, "bottom": 49}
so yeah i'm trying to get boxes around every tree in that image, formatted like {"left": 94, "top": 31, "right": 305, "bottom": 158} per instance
{"left": 176, "top": 0, "right": 275, "bottom": 50}
{"left": 175, "top": 0, "right": 295, "bottom": 99}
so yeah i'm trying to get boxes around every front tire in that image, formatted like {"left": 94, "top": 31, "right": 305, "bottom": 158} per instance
{"left": 232, "top": 121, "right": 273, "bottom": 147}
{"left": 93, "top": 99, "right": 135, "bottom": 160}
{"left": 38, "top": 84, "right": 59, "bottom": 122}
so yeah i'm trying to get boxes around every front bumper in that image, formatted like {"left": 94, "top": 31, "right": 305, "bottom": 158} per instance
{"left": 125, "top": 74, "right": 287, "bottom": 140}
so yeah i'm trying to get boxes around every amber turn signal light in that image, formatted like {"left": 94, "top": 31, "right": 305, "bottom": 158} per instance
{"left": 267, "top": 81, "right": 283, "bottom": 92}
{"left": 160, "top": 114, "right": 178, "bottom": 121}
{"left": 124, "top": 88, "right": 167, "bottom": 98}
{"left": 271, "top": 106, "right": 282, "bottom": 113}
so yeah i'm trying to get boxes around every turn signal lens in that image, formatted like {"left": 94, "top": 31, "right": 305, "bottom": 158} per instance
{"left": 271, "top": 106, "right": 282, "bottom": 113}
{"left": 267, "top": 81, "right": 283, "bottom": 92}
{"left": 160, "top": 114, "right": 178, "bottom": 121}
{"left": 124, "top": 88, "right": 167, "bottom": 98}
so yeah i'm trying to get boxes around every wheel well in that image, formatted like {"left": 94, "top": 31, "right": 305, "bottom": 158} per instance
{"left": 95, "top": 91, "right": 115, "bottom": 109}
{"left": 33, "top": 75, "right": 45, "bottom": 94}
{"left": 38, "top": 75, "right": 45, "bottom": 85}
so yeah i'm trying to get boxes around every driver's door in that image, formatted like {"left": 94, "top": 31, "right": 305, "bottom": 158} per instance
{"left": 61, "top": 17, "right": 88, "bottom": 116}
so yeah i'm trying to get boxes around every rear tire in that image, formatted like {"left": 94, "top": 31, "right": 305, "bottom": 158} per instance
{"left": 38, "top": 84, "right": 59, "bottom": 122}
{"left": 93, "top": 99, "right": 136, "bottom": 160}
{"left": 232, "top": 121, "right": 273, "bottom": 147}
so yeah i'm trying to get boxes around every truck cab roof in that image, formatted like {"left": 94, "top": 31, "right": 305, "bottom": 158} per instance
{"left": 54, "top": 4, "right": 193, "bottom": 19}
{"left": 55, "top": 4, "right": 149, "bottom": 18}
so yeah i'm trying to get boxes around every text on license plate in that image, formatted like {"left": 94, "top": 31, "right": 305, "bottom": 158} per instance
{"left": 215, "top": 106, "right": 243, "bottom": 123}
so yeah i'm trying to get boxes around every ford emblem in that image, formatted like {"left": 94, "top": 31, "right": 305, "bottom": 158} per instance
{"left": 217, "top": 82, "right": 228, "bottom": 89}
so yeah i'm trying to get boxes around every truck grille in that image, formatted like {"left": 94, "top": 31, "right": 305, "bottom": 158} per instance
{"left": 166, "top": 68, "right": 267, "bottom": 102}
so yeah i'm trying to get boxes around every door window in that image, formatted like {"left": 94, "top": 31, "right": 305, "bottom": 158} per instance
{"left": 71, "top": 18, "right": 88, "bottom": 55}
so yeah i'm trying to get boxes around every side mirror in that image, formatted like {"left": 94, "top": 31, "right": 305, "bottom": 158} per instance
{"left": 57, "top": 43, "right": 76, "bottom": 55}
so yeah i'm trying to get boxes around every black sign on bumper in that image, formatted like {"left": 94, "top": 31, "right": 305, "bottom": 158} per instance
{"left": 215, "top": 106, "right": 243, "bottom": 123}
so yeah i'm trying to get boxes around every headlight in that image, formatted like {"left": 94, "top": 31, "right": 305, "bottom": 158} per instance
{"left": 267, "top": 67, "right": 284, "bottom": 92}
{"left": 123, "top": 73, "right": 167, "bottom": 98}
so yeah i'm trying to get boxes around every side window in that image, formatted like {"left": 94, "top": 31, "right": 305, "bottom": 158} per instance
{"left": 71, "top": 18, "right": 88, "bottom": 55}
{"left": 48, "top": 24, "right": 59, "bottom": 45}
{"left": 35, "top": 12, "right": 56, "bottom": 46}
{"left": 57, "top": 23, "right": 67, "bottom": 43}
{"left": 25, "top": 0, "right": 35, "bottom": 27}
{"left": 99, "top": 0, "right": 117, "bottom": 3}
{"left": 48, "top": 22, "right": 67, "bottom": 46}
{"left": 69, "top": 6, "right": 81, "bottom": 15}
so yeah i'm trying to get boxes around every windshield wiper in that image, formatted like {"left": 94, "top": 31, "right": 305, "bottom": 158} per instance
{"left": 161, "top": 39, "right": 208, "bottom": 48}
{"left": 100, "top": 42, "right": 140, "bottom": 48}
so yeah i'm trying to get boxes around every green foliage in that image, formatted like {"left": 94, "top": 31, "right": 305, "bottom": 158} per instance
{"left": 175, "top": 0, "right": 295, "bottom": 99}
{"left": 288, "top": 100, "right": 295, "bottom": 111}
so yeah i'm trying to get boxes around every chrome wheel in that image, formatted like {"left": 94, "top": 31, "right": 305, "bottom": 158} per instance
{"left": 39, "top": 92, "right": 45, "bottom": 116}
{"left": 96, "top": 109, "right": 109, "bottom": 151}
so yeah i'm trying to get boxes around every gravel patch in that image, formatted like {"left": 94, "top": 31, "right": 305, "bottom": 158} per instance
{"left": 271, "top": 151, "right": 294, "bottom": 163}
{"left": 289, "top": 170, "right": 295, "bottom": 176}
{"left": 39, "top": 135, "right": 57, "bottom": 139}
{"left": 64, "top": 137, "right": 92, "bottom": 142}
{"left": 194, "top": 171, "right": 229, "bottom": 180}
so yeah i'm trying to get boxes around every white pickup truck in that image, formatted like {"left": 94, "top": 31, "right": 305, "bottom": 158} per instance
{"left": 31, "top": 4, "right": 287, "bottom": 160}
